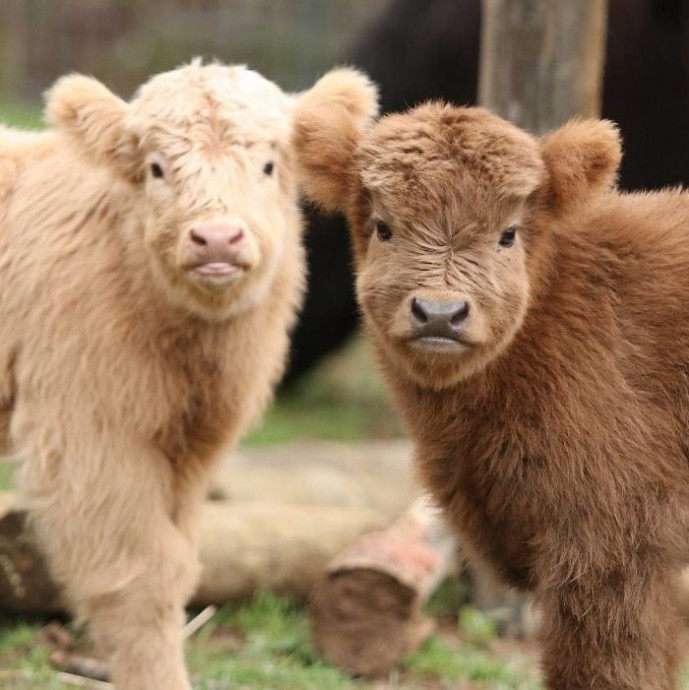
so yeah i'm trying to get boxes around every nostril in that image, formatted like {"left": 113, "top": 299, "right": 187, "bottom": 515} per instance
{"left": 410, "top": 298, "right": 470, "bottom": 336}
{"left": 189, "top": 228, "right": 207, "bottom": 246}
{"left": 411, "top": 298, "right": 429, "bottom": 324}
{"left": 450, "top": 301, "right": 470, "bottom": 326}
{"left": 228, "top": 228, "right": 245, "bottom": 245}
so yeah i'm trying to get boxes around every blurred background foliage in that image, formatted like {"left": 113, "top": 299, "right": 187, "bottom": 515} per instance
{"left": 0, "top": 0, "right": 388, "bottom": 107}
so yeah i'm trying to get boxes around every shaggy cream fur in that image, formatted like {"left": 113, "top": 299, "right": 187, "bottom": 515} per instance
{"left": 0, "top": 61, "right": 376, "bottom": 690}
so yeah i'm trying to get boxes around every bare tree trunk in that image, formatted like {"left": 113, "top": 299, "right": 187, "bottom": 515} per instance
{"left": 479, "top": 0, "right": 609, "bottom": 134}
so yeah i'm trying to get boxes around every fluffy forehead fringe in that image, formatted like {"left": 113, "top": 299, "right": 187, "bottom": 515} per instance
{"left": 128, "top": 60, "right": 293, "bottom": 144}
{"left": 359, "top": 103, "right": 545, "bottom": 203}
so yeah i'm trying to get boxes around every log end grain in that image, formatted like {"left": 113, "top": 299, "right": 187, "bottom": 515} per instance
{"left": 310, "top": 567, "right": 426, "bottom": 676}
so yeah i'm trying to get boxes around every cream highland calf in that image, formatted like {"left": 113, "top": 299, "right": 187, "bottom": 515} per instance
{"left": 0, "top": 62, "right": 377, "bottom": 689}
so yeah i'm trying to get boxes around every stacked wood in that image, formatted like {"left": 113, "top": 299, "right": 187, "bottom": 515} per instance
{"left": 0, "top": 496, "right": 64, "bottom": 613}
{"left": 310, "top": 498, "right": 459, "bottom": 676}
{"left": 0, "top": 496, "right": 391, "bottom": 613}
{"left": 209, "top": 439, "right": 416, "bottom": 517}
{"left": 0, "top": 439, "right": 417, "bottom": 612}
{"left": 194, "top": 501, "right": 390, "bottom": 605}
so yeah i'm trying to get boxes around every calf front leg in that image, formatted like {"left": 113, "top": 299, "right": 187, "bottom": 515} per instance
{"left": 83, "top": 540, "right": 197, "bottom": 690}
{"left": 22, "top": 439, "right": 201, "bottom": 690}
{"left": 538, "top": 561, "right": 681, "bottom": 690}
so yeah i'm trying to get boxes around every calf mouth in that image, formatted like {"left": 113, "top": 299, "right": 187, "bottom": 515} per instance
{"left": 188, "top": 261, "right": 246, "bottom": 285}
{"left": 409, "top": 335, "right": 469, "bottom": 354}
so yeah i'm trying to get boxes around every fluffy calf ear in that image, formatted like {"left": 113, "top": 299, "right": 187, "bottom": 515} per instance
{"left": 45, "top": 74, "right": 140, "bottom": 182}
{"left": 293, "top": 68, "right": 379, "bottom": 211}
{"left": 540, "top": 119, "right": 622, "bottom": 215}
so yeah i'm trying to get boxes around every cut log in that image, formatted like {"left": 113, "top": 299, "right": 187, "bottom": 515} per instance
{"left": 0, "top": 490, "right": 14, "bottom": 513}
{"left": 0, "top": 496, "right": 64, "bottom": 613}
{"left": 0, "top": 496, "right": 391, "bottom": 612}
{"left": 194, "top": 501, "right": 390, "bottom": 605}
{"left": 0, "top": 440, "right": 416, "bottom": 613}
{"left": 210, "top": 440, "right": 416, "bottom": 517}
{"left": 309, "top": 497, "right": 459, "bottom": 676}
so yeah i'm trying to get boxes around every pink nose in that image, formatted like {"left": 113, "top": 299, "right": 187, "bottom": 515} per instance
{"left": 189, "top": 223, "right": 246, "bottom": 253}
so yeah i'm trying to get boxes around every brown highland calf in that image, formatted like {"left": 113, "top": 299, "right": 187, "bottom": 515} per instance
{"left": 295, "top": 93, "right": 689, "bottom": 688}
{"left": 0, "top": 63, "right": 376, "bottom": 690}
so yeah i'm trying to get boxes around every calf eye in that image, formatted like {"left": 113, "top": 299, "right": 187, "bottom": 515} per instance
{"left": 263, "top": 161, "right": 274, "bottom": 176}
{"left": 498, "top": 226, "right": 517, "bottom": 248}
{"left": 150, "top": 162, "right": 164, "bottom": 179}
{"left": 376, "top": 221, "right": 393, "bottom": 241}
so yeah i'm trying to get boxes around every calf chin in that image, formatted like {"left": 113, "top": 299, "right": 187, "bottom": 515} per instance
{"left": 377, "top": 332, "right": 513, "bottom": 391}
{"left": 154, "top": 256, "right": 278, "bottom": 321}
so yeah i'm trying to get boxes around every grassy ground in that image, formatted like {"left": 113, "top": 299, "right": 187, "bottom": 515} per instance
{"left": 245, "top": 339, "right": 405, "bottom": 445}
{"left": 0, "top": 592, "right": 542, "bottom": 690}
{"left": 0, "top": 100, "right": 43, "bottom": 129}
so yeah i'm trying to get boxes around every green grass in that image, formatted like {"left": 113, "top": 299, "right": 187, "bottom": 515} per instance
{"left": 245, "top": 338, "right": 404, "bottom": 445}
{"left": 0, "top": 459, "right": 15, "bottom": 491}
{"left": 186, "top": 594, "right": 354, "bottom": 689}
{"left": 0, "top": 618, "right": 64, "bottom": 690}
{"left": 0, "top": 593, "right": 544, "bottom": 690}
{"left": 0, "top": 101, "right": 43, "bottom": 129}
{"left": 405, "top": 636, "right": 540, "bottom": 689}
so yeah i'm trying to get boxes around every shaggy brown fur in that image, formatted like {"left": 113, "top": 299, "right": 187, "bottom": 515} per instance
{"left": 0, "top": 62, "right": 376, "bottom": 690}
{"left": 295, "top": 98, "right": 689, "bottom": 688}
